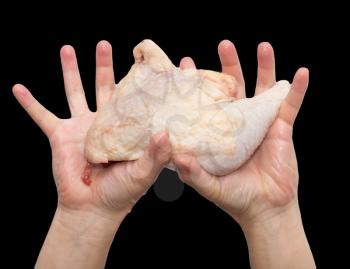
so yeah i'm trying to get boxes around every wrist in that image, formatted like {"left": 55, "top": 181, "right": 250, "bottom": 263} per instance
{"left": 237, "top": 202, "right": 315, "bottom": 269}
{"left": 35, "top": 206, "right": 126, "bottom": 269}
{"left": 238, "top": 201, "right": 302, "bottom": 235}
{"left": 54, "top": 205, "right": 126, "bottom": 243}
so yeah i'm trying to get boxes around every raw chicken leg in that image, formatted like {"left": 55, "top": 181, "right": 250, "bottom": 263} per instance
{"left": 85, "top": 40, "right": 290, "bottom": 175}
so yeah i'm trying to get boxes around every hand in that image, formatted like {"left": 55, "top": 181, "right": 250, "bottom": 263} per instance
{"left": 176, "top": 40, "right": 315, "bottom": 269}
{"left": 176, "top": 40, "right": 308, "bottom": 223}
{"left": 13, "top": 41, "right": 171, "bottom": 269}
{"left": 13, "top": 41, "right": 170, "bottom": 217}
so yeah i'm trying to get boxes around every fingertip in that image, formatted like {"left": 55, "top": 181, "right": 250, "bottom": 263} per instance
{"left": 174, "top": 154, "right": 192, "bottom": 174}
{"left": 148, "top": 131, "right": 171, "bottom": 163}
{"left": 12, "top": 84, "right": 33, "bottom": 108}
{"left": 293, "top": 67, "right": 309, "bottom": 91}
{"left": 153, "top": 131, "right": 170, "bottom": 147}
{"left": 174, "top": 155, "right": 210, "bottom": 189}
{"left": 218, "top": 40, "right": 241, "bottom": 70}
{"left": 257, "top": 42, "right": 274, "bottom": 61}
{"left": 60, "top": 45, "right": 75, "bottom": 58}
{"left": 258, "top": 41, "right": 273, "bottom": 52}
{"left": 96, "top": 40, "right": 112, "bottom": 55}
{"left": 12, "top": 83, "right": 29, "bottom": 99}
{"left": 218, "top": 40, "right": 237, "bottom": 59}
{"left": 179, "top": 57, "right": 196, "bottom": 69}
{"left": 218, "top": 39, "right": 234, "bottom": 51}
{"left": 297, "top": 67, "right": 309, "bottom": 79}
{"left": 12, "top": 83, "right": 26, "bottom": 94}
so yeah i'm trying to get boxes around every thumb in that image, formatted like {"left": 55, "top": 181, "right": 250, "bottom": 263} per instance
{"left": 174, "top": 154, "right": 221, "bottom": 202}
{"left": 128, "top": 131, "right": 171, "bottom": 191}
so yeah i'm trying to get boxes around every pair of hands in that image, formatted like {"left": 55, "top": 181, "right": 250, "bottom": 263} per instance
{"left": 13, "top": 40, "right": 308, "bottom": 225}
{"left": 13, "top": 40, "right": 312, "bottom": 268}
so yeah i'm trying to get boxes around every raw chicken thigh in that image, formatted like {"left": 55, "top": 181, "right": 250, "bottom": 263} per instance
{"left": 85, "top": 40, "right": 290, "bottom": 175}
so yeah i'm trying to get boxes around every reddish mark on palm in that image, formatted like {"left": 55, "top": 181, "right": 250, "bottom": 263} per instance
{"left": 82, "top": 162, "right": 92, "bottom": 186}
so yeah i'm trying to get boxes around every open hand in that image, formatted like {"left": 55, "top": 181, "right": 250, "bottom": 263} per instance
{"left": 176, "top": 40, "right": 309, "bottom": 224}
{"left": 13, "top": 41, "right": 171, "bottom": 218}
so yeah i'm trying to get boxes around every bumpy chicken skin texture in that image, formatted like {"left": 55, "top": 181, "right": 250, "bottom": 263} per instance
{"left": 85, "top": 40, "right": 290, "bottom": 175}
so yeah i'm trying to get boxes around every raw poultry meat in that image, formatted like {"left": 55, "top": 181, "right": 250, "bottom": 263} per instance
{"left": 85, "top": 40, "right": 290, "bottom": 175}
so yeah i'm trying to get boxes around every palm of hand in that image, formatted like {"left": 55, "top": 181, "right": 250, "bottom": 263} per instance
{"left": 177, "top": 40, "right": 308, "bottom": 220}
{"left": 219, "top": 117, "right": 298, "bottom": 218}
{"left": 50, "top": 112, "right": 146, "bottom": 212}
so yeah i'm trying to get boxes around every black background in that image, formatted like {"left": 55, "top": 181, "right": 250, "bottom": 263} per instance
{"left": 0, "top": 5, "right": 345, "bottom": 268}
